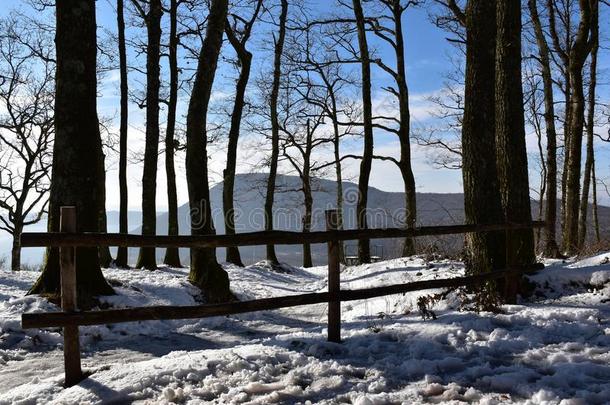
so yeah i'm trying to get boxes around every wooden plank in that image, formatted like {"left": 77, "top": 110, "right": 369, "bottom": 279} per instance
{"left": 22, "top": 263, "right": 543, "bottom": 329}
{"left": 20, "top": 221, "right": 546, "bottom": 248}
{"left": 59, "top": 206, "right": 83, "bottom": 387}
{"left": 326, "top": 210, "right": 341, "bottom": 343}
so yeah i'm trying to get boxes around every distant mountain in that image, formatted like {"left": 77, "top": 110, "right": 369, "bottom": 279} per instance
{"left": 132, "top": 173, "right": 610, "bottom": 266}
{"left": 4, "top": 173, "right": 608, "bottom": 267}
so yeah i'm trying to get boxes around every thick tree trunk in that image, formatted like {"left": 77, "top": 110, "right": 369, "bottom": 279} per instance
{"left": 264, "top": 0, "right": 288, "bottom": 266}
{"left": 495, "top": 0, "right": 535, "bottom": 302}
{"left": 163, "top": 0, "right": 182, "bottom": 268}
{"left": 352, "top": 0, "right": 373, "bottom": 264}
{"left": 461, "top": 0, "right": 506, "bottom": 276}
{"left": 115, "top": 0, "right": 129, "bottom": 268}
{"left": 391, "top": 1, "right": 417, "bottom": 257}
{"left": 136, "top": 0, "right": 162, "bottom": 270}
{"left": 10, "top": 223, "right": 22, "bottom": 271}
{"left": 29, "top": 0, "right": 114, "bottom": 305}
{"left": 577, "top": 5, "right": 598, "bottom": 250}
{"left": 563, "top": 0, "right": 595, "bottom": 254}
{"left": 185, "top": 0, "right": 231, "bottom": 303}
{"left": 529, "top": 0, "right": 560, "bottom": 258}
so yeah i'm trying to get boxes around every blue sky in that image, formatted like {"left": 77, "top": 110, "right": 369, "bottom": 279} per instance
{"left": 1, "top": 0, "right": 609, "bottom": 210}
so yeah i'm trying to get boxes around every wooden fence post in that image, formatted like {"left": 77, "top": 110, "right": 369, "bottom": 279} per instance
{"left": 326, "top": 210, "right": 341, "bottom": 343}
{"left": 60, "top": 206, "right": 82, "bottom": 387}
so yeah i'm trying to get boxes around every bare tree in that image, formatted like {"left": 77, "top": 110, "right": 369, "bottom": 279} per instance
{"left": 222, "top": 0, "right": 264, "bottom": 267}
{"left": 351, "top": 0, "right": 374, "bottom": 263}
{"left": 185, "top": 0, "right": 232, "bottom": 302}
{"left": 277, "top": 66, "right": 332, "bottom": 267}
{"left": 495, "top": 0, "right": 535, "bottom": 301}
{"left": 561, "top": 0, "right": 597, "bottom": 254}
{"left": 131, "top": 0, "right": 163, "bottom": 270}
{"left": 577, "top": 1, "right": 599, "bottom": 248}
{"left": 368, "top": 0, "right": 419, "bottom": 256}
{"left": 285, "top": 17, "right": 360, "bottom": 264}
{"left": 528, "top": 0, "right": 562, "bottom": 257}
{"left": 0, "top": 16, "right": 53, "bottom": 271}
{"left": 264, "top": 0, "right": 288, "bottom": 266}
{"left": 163, "top": 0, "right": 182, "bottom": 267}
{"left": 30, "top": 0, "right": 114, "bottom": 304}
{"left": 438, "top": 0, "right": 506, "bottom": 283}
{"left": 115, "top": 0, "right": 130, "bottom": 268}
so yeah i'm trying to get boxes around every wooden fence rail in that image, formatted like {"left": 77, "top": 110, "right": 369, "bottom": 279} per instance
{"left": 20, "top": 221, "right": 545, "bottom": 248}
{"left": 20, "top": 206, "right": 545, "bottom": 387}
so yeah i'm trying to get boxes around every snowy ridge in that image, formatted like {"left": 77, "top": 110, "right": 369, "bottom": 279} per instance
{"left": 0, "top": 254, "right": 609, "bottom": 404}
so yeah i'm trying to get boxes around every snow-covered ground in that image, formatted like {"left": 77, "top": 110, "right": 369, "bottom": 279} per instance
{"left": 0, "top": 254, "right": 609, "bottom": 404}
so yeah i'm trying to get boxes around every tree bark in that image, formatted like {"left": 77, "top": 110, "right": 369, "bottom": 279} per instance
{"left": 528, "top": 0, "right": 560, "bottom": 258}
{"left": 29, "top": 0, "right": 114, "bottom": 305}
{"left": 391, "top": 1, "right": 417, "bottom": 257}
{"left": 315, "top": 68, "right": 345, "bottom": 264}
{"left": 562, "top": 0, "right": 595, "bottom": 254}
{"left": 115, "top": 0, "right": 129, "bottom": 268}
{"left": 546, "top": 0, "right": 571, "bottom": 242}
{"left": 10, "top": 223, "right": 22, "bottom": 271}
{"left": 222, "top": 18, "right": 258, "bottom": 267}
{"left": 577, "top": 3, "right": 598, "bottom": 250}
{"left": 163, "top": 0, "right": 182, "bottom": 267}
{"left": 136, "top": 0, "right": 163, "bottom": 270}
{"left": 331, "top": 107, "right": 346, "bottom": 264}
{"left": 352, "top": 0, "right": 373, "bottom": 264}
{"left": 184, "top": 0, "right": 232, "bottom": 303}
{"left": 461, "top": 0, "right": 506, "bottom": 276}
{"left": 98, "top": 149, "right": 113, "bottom": 268}
{"left": 264, "top": 0, "right": 288, "bottom": 266}
{"left": 495, "top": 0, "right": 535, "bottom": 302}
{"left": 591, "top": 159, "right": 600, "bottom": 243}
{"left": 302, "top": 122, "right": 313, "bottom": 268}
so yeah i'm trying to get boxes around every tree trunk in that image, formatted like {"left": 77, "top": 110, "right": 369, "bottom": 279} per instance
{"left": 136, "top": 0, "right": 162, "bottom": 270}
{"left": 528, "top": 0, "right": 560, "bottom": 258}
{"left": 592, "top": 159, "right": 600, "bottom": 243}
{"left": 10, "top": 223, "right": 22, "bottom": 271}
{"left": 577, "top": 4, "right": 598, "bottom": 250}
{"left": 352, "top": 0, "right": 373, "bottom": 264}
{"left": 495, "top": 0, "right": 535, "bottom": 302}
{"left": 264, "top": 0, "right": 288, "bottom": 266}
{"left": 563, "top": 0, "right": 595, "bottom": 255}
{"left": 318, "top": 69, "right": 345, "bottom": 264}
{"left": 332, "top": 112, "right": 345, "bottom": 264}
{"left": 29, "top": 0, "right": 114, "bottom": 306}
{"left": 223, "top": 26, "right": 255, "bottom": 268}
{"left": 391, "top": 1, "right": 417, "bottom": 257}
{"left": 163, "top": 0, "right": 182, "bottom": 268}
{"left": 184, "top": 0, "right": 231, "bottom": 303}
{"left": 98, "top": 149, "right": 113, "bottom": 267}
{"left": 302, "top": 178, "right": 313, "bottom": 268}
{"left": 302, "top": 121, "right": 313, "bottom": 268}
{"left": 461, "top": 0, "right": 506, "bottom": 276}
{"left": 115, "top": 0, "right": 129, "bottom": 268}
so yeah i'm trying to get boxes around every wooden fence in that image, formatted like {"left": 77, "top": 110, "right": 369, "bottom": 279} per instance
{"left": 20, "top": 206, "right": 545, "bottom": 386}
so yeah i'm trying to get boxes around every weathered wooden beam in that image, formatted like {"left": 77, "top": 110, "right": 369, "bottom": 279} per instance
{"left": 21, "top": 221, "right": 546, "bottom": 248}
{"left": 22, "top": 263, "right": 543, "bottom": 329}
{"left": 326, "top": 210, "right": 341, "bottom": 343}
{"left": 59, "top": 207, "right": 83, "bottom": 387}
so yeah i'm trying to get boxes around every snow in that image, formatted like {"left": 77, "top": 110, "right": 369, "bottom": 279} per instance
{"left": 0, "top": 254, "right": 609, "bottom": 404}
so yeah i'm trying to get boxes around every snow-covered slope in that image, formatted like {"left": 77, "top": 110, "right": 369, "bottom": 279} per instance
{"left": 0, "top": 254, "right": 609, "bottom": 404}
